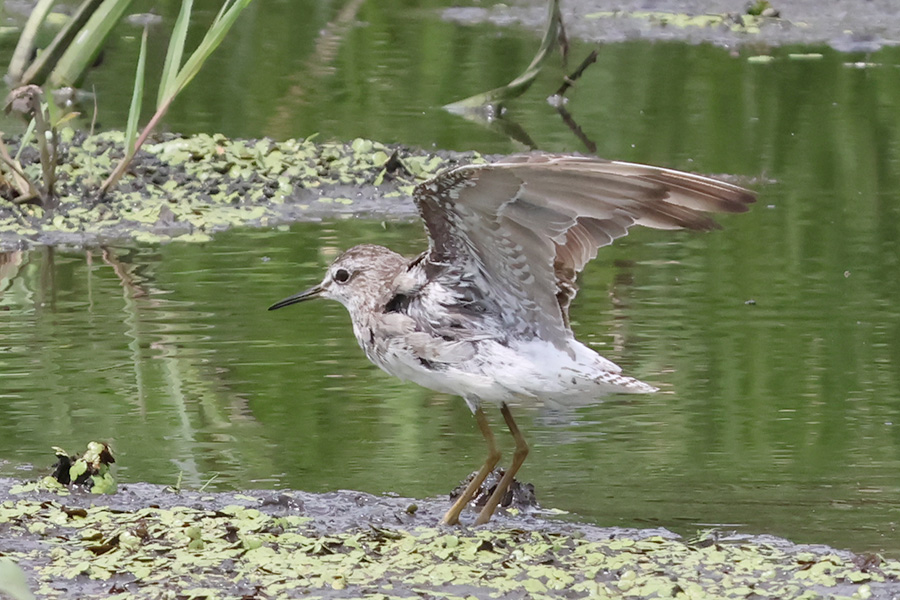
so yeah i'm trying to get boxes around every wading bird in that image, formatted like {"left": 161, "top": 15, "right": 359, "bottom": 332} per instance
{"left": 270, "top": 153, "right": 754, "bottom": 525}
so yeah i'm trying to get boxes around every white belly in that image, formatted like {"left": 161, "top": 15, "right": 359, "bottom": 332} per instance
{"left": 359, "top": 328, "right": 656, "bottom": 411}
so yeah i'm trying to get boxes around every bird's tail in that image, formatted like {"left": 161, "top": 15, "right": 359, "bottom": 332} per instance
{"left": 595, "top": 371, "right": 658, "bottom": 394}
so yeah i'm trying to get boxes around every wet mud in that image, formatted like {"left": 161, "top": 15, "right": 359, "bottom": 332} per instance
{"left": 0, "top": 131, "right": 477, "bottom": 252}
{"left": 1, "top": 476, "right": 899, "bottom": 599}
{"left": 446, "top": 0, "right": 900, "bottom": 51}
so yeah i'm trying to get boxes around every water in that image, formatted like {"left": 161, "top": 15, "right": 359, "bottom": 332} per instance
{"left": 1, "top": 0, "right": 900, "bottom": 555}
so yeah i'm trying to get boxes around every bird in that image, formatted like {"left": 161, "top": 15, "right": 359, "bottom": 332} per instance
{"left": 269, "top": 152, "right": 755, "bottom": 526}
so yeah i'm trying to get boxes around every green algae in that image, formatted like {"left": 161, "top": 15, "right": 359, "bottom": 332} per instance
{"left": 583, "top": 10, "right": 772, "bottom": 34}
{"left": 0, "top": 131, "right": 476, "bottom": 250}
{"left": 1, "top": 484, "right": 898, "bottom": 599}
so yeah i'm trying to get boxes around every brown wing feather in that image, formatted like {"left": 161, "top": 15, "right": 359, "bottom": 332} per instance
{"left": 413, "top": 153, "right": 754, "bottom": 349}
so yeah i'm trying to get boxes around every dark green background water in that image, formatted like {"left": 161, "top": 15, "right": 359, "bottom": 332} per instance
{"left": 2, "top": 0, "right": 900, "bottom": 554}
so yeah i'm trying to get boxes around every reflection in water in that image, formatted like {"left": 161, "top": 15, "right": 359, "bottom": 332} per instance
{"left": 0, "top": 245, "right": 272, "bottom": 490}
{"left": 267, "top": 0, "right": 367, "bottom": 133}
{"left": 456, "top": 45, "right": 605, "bottom": 153}
{"left": 0, "top": 250, "right": 24, "bottom": 299}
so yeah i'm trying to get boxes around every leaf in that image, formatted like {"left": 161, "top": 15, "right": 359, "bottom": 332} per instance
{"left": 69, "top": 459, "right": 88, "bottom": 482}
{"left": 158, "top": 0, "right": 193, "bottom": 106}
{"left": 7, "top": 0, "right": 57, "bottom": 82}
{"left": 13, "top": 119, "right": 37, "bottom": 163}
{"left": 17, "top": 0, "right": 107, "bottom": 86}
{"left": 48, "top": 0, "right": 135, "bottom": 88}
{"left": 169, "top": 0, "right": 253, "bottom": 99}
{"left": 125, "top": 26, "right": 149, "bottom": 158}
{"left": 91, "top": 472, "right": 118, "bottom": 495}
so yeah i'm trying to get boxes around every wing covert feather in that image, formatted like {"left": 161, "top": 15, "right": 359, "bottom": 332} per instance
{"left": 412, "top": 153, "right": 754, "bottom": 349}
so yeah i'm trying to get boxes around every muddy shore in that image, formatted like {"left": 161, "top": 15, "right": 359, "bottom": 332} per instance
{"left": 0, "top": 132, "right": 474, "bottom": 252}
{"left": 2, "top": 477, "right": 899, "bottom": 599}
{"left": 446, "top": 0, "right": 900, "bottom": 51}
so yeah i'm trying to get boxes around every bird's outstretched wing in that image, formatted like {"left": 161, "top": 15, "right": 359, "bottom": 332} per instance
{"left": 412, "top": 153, "right": 755, "bottom": 350}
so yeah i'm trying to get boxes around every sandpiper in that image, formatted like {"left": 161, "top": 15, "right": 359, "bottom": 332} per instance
{"left": 270, "top": 153, "right": 754, "bottom": 525}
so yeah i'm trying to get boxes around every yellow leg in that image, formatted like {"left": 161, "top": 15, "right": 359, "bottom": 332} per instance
{"left": 475, "top": 402, "right": 529, "bottom": 525}
{"left": 442, "top": 406, "right": 501, "bottom": 525}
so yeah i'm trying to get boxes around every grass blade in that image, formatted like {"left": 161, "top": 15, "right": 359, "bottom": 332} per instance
{"left": 98, "top": 0, "right": 253, "bottom": 198}
{"left": 14, "top": 119, "right": 37, "bottom": 163}
{"left": 18, "top": 0, "right": 107, "bottom": 86}
{"left": 212, "top": 0, "right": 233, "bottom": 23}
{"left": 8, "top": 0, "right": 57, "bottom": 82}
{"left": 157, "top": 0, "right": 193, "bottom": 106}
{"left": 48, "top": 0, "right": 135, "bottom": 88}
{"left": 169, "top": 0, "right": 253, "bottom": 99}
{"left": 125, "top": 26, "right": 149, "bottom": 159}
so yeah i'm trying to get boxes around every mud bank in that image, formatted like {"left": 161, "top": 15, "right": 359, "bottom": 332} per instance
{"left": 0, "top": 131, "right": 476, "bottom": 252}
{"left": 445, "top": 0, "right": 900, "bottom": 51}
{"left": 1, "top": 477, "right": 898, "bottom": 599}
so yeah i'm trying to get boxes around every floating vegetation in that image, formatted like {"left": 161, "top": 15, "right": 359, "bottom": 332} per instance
{"left": 0, "top": 131, "right": 478, "bottom": 250}
{"left": 583, "top": 10, "right": 777, "bottom": 34}
{"left": 0, "top": 479, "right": 898, "bottom": 598}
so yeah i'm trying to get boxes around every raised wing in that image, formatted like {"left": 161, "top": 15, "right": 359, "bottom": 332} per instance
{"left": 412, "top": 153, "right": 755, "bottom": 350}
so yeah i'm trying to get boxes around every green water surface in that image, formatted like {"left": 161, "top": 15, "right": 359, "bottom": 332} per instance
{"left": 1, "top": 0, "right": 900, "bottom": 555}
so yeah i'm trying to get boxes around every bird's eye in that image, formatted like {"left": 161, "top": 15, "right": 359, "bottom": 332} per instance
{"left": 333, "top": 268, "right": 351, "bottom": 283}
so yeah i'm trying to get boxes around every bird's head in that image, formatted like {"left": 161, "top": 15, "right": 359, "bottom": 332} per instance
{"left": 268, "top": 244, "right": 407, "bottom": 315}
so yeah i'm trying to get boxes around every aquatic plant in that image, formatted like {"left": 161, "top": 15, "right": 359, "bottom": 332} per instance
{"left": 7, "top": 0, "right": 133, "bottom": 89}
{"left": 1, "top": 1, "right": 253, "bottom": 208}
{"left": 443, "top": 0, "right": 566, "bottom": 117}
{"left": 0, "top": 85, "right": 77, "bottom": 207}
{"left": 98, "top": 0, "right": 253, "bottom": 197}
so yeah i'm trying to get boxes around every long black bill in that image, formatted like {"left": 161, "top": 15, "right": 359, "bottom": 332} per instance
{"left": 268, "top": 285, "right": 323, "bottom": 311}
